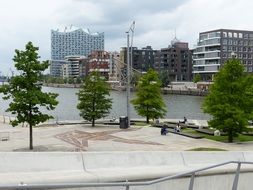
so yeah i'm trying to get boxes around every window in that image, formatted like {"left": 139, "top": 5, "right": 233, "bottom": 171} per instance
{"left": 239, "top": 33, "right": 243, "bottom": 38}
{"left": 223, "top": 39, "right": 227, "bottom": 45}
{"left": 223, "top": 32, "right": 227, "bottom": 37}
{"left": 244, "top": 33, "right": 249, "bottom": 39}
{"left": 228, "top": 32, "right": 233, "bottom": 38}
{"left": 233, "top": 40, "right": 237, "bottom": 45}
{"left": 228, "top": 39, "right": 233, "bottom": 45}
{"left": 223, "top": 53, "right": 227, "bottom": 58}
{"left": 223, "top": 46, "right": 227, "bottom": 51}
{"left": 234, "top": 33, "right": 238, "bottom": 38}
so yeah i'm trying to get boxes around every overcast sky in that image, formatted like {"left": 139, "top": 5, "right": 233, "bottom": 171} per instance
{"left": 0, "top": 0, "right": 253, "bottom": 75}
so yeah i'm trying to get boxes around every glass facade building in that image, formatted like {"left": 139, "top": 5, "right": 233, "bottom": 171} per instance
{"left": 51, "top": 27, "right": 104, "bottom": 60}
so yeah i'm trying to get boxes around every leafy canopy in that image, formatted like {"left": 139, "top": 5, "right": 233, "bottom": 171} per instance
{"left": 0, "top": 42, "right": 58, "bottom": 127}
{"left": 193, "top": 73, "right": 201, "bottom": 83}
{"left": 203, "top": 59, "right": 253, "bottom": 142}
{"left": 77, "top": 72, "right": 112, "bottom": 126}
{"left": 0, "top": 42, "right": 58, "bottom": 149}
{"left": 131, "top": 69, "right": 167, "bottom": 123}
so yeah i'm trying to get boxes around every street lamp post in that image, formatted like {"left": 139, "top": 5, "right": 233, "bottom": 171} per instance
{"left": 126, "top": 31, "right": 130, "bottom": 128}
{"left": 126, "top": 21, "right": 135, "bottom": 128}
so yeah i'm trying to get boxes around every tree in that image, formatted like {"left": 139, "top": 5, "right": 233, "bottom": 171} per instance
{"left": 131, "top": 71, "right": 141, "bottom": 87}
{"left": 68, "top": 77, "right": 74, "bottom": 84}
{"left": 76, "top": 77, "right": 82, "bottom": 84}
{"left": 159, "top": 70, "right": 170, "bottom": 87}
{"left": 131, "top": 69, "right": 167, "bottom": 123}
{"left": 193, "top": 73, "right": 201, "bottom": 83}
{"left": 202, "top": 58, "right": 253, "bottom": 142}
{"left": 0, "top": 42, "right": 58, "bottom": 150}
{"left": 77, "top": 72, "right": 112, "bottom": 127}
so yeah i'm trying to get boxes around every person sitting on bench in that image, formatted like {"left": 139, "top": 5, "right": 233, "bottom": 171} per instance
{"left": 179, "top": 117, "right": 187, "bottom": 124}
{"left": 161, "top": 125, "right": 169, "bottom": 135}
{"left": 176, "top": 123, "right": 181, "bottom": 133}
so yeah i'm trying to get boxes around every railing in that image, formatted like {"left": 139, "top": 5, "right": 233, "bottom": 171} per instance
{"left": 1, "top": 161, "right": 253, "bottom": 190}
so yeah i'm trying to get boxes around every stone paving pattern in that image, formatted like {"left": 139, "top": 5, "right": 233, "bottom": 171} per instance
{"left": 0, "top": 121, "right": 253, "bottom": 151}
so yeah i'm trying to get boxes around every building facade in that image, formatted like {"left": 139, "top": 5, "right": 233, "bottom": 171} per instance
{"left": 193, "top": 29, "right": 253, "bottom": 81}
{"left": 87, "top": 51, "right": 110, "bottom": 79}
{"left": 51, "top": 26, "right": 104, "bottom": 60}
{"left": 50, "top": 60, "right": 70, "bottom": 77}
{"left": 155, "top": 40, "right": 192, "bottom": 81}
{"left": 120, "top": 46, "right": 157, "bottom": 73}
{"left": 50, "top": 56, "right": 88, "bottom": 78}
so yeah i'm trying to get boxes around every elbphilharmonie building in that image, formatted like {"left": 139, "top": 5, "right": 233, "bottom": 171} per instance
{"left": 51, "top": 26, "right": 104, "bottom": 60}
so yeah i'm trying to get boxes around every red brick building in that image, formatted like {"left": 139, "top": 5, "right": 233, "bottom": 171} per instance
{"left": 88, "top": 51, "right": 110, "bottom": 79}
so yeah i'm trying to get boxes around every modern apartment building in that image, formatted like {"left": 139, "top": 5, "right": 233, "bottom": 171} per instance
{"left": 108, "top": 52, "right": 121, "bottom": 82}
{"left": 155, "top": 40, "right": 192, "bottom": 81}
{"left": 50, "top": 60, "right": 70, "bottom": 77}
{"left": 51, "top": 26, "right": 104, "bottom": 60}
{"left": 50, "top": 56, "right": 88, "bottom": 78}
{"left": 193, "top": 29, "right": 253, "bottom": 81}
{"left": 120, "top": 46, "right": 157, "bottom": 73}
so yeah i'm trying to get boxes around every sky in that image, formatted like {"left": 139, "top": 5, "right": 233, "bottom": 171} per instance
{"left": 0, "top": 0, "right": 253, "bottom": 75}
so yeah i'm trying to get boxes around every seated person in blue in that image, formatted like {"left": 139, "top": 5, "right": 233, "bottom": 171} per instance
{"left": 161, "top": 125, "right": 168, "bottom": 135}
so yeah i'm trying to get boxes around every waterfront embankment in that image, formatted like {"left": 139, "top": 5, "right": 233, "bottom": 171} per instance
{"left": 43, "top": 83, "right": 208, "bottom": 96}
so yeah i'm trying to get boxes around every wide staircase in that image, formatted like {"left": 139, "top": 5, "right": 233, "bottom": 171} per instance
{"left": 0, "top": 151, "right": 253, "bottom": 190}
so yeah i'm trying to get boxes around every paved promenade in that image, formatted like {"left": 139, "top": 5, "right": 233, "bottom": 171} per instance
{"left": 0, "top": 120, "right": 253, "bottom": 151}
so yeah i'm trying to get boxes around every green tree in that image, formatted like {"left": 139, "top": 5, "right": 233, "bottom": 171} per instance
{"left": 159, "top": 70, "right": 170, "bottom": 87}
{"left": 68, "top": 77, "right": 74, "bottom": 84}
{"left": 0, "top": 42, "right": 58, "bottom": 150}
{"left": 76, "top": 77, "right": 82, "bottom": 84}
{"left": 131, "top": 72, "right": 141, "bottom": 87}
{"left": 203, "top": 58, "right": 253, "bottom": 142}
{"left": 77, "top": 72, "right": 112, "bottom": 127}
{"left": 193, "top": 73, "right": 201, "bottom": 83}
{"left": 131, "top": 69, "right": 167, "bottom": 123}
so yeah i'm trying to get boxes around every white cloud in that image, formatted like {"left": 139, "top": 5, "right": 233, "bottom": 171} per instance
{"left": 0, "top": 0, "right": 253, "bottom": 75}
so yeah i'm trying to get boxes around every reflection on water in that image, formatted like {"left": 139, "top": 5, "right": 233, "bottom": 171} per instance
{"left": 0, "top": 86, "right": 210, "bottom": 121}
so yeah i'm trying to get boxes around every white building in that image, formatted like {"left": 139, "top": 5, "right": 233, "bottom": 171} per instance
{"left": 51, "top": 26, "right": 104, "bottom": 60}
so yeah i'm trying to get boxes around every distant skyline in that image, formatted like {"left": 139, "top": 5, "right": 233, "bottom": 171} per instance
{"left": 1, "top": 0, "right": 253, "bottom": 75}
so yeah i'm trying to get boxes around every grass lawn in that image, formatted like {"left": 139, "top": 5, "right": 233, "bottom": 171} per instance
{"left": 182, "top": 128, "right": 253, "bottom": 143}
{"left": 187, "top": 147, "right": 227, "bottom": 151}
{"left": 134, "top": 121, "right": 151, "bottom": 126}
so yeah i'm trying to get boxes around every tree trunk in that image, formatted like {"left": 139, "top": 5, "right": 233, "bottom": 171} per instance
{"left": 29, "top": 123, "right": 33, "bottom": 150}
{"left": 146, "top": 116, "right": 149, "bottom": 123}
{"left": 146, "top": 107, "right": 149, "bottom": 123}
{"left": 92, "top": 118, "right": 95, "bottom": 127}
{"left": 228, "top": 131, "right": 233, "bottom": 143}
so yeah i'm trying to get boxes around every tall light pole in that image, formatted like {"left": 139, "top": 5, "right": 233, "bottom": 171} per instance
{"left": 126, "top": 21, "right": 135, "bottom": 128}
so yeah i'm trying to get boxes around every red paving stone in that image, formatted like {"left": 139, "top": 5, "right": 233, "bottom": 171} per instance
{"left": 55, "top": 129, "right": 162, "bottom": 151}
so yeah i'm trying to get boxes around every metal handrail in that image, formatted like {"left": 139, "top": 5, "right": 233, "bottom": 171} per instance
{"left": 1, "top": 161, "right": 253, "bottom": 190}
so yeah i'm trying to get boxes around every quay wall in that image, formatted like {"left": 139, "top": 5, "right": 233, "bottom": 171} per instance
{"left": 0, "top": 151, "right": 252, "bottom": 189}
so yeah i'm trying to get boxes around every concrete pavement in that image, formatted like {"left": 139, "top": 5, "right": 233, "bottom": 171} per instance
{"left": 0, "top": 121, "right": 253, "bottom": 151}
